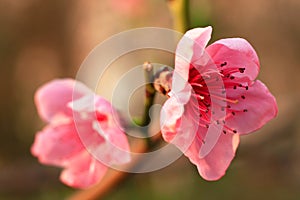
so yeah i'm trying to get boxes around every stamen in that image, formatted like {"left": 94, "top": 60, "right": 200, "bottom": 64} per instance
{"left": 202, "top": 69, "right": 223, "bottom": 77}
{"left": 220, "top": 67, "right": 243, "bottom": 75}
{"left": 191, "top": 83, "right": 203, "bottom": 88}
{"left": 194, "top": 90, "right": 238, "bottom": 104}
{"left": 189, "top": 74, "right": 203, "bottom": 82}
{"left": 192, "top": 93, "right": 205, "bottom": 100}
{"left": 220, "top": 62, "right": 227, "bottom": 67}
{"left": 238, "top": 84, "right": 249, "bottom": 90}
{"left": 211, "top": 94, "right": 238, "bottom": 104}
{"left": 223, "top": 124, "right": 238, "bottom": 134}
{"left": 200, "top": 116, "right": 211, "bottom": 124}
{"left": 189, "top": 98, "right": 208, "bottom": 112}
{"left": 194, "top": 132, "right": 206, "bottom": 144}
{"left": 189, "top": 114, "right": 211, "bottom": 133}
{"left": 239, "top": 68, "right": 245, "bottom": 73}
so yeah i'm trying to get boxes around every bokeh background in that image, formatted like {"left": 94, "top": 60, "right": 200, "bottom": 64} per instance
{"left": 1, "top": 0, "right": 300, "bottom": 199}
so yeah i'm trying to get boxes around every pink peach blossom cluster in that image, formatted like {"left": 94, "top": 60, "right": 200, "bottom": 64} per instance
{"left": 31, "top": 79, "right": 130, "bottom": 188}
{"left": 31, "top": 27, "right": 277, "bottom": 188}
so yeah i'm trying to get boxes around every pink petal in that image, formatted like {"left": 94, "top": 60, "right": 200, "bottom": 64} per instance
{"left": 94, "top": 96, "right": 124, "bottom": 129}
{"left": 33, "top": 80, "right": 131, "bottom": 188}
{"left": 35, "top": 79, "right": 92, "bottom": 122}
{"left": 91, "top": 124, "right": 131, "bottom": 165}
{"left": 173, "top": 27, "right": 212, "bottom": 93}
{"left": 161, "top": 91, "right": 241, "bottom": 180}
{"left": 206, "top": 38, "right": 260, "bottom": 82}
{"left": 160, "top": 96, "right": 185, "bottom": 143}
{"left": 71, "top": 95, "right": 123, "bottom": 131}
{"left": 185, "top": 129, "right": 240, "bottom": 180}
{"left": 225, "top": 80, "right": 278, "bottom": 134}
{"left": 161, "top": 95, "right": 200, "bottom": 154}
{"left": 71, "top": 96, "right": 131, "bottom": 165}
{"left": 94, "top": 97, "right": 130, "bottom": 164}
{"left": 31, "top": 123, "right": 84, "bottom": 167}
{"left": 60, "top": 151, "right": 108, "bottom": 189}
{"left": 104, "top": 128, "right": 131, "bottom": 164}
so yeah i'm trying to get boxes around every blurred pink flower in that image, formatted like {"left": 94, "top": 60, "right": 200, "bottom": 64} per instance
{"left": 160, "top": 27, "right": 277, "bottom": 180}
{"left": 110, "top": 0, "right": 145, "bottom": 16}
{"left": 31, "top": 79, "right": 130, "bottom": 188}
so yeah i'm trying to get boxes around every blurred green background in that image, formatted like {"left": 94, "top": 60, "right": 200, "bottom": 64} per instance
{"left": 1, "top": 0, "right": 300, "bottom": 199}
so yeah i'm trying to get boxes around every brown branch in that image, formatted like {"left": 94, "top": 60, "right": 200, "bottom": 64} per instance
{"left": 67, "top": 139, "right": 148, "bottom": 200}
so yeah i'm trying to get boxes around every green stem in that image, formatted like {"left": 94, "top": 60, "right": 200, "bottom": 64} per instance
{"left": 167, "top": 0, "right": 190, "bottom": 33}
{"left": 142, "top": 62, "right": 156, "bottom": 127}
{"left": 135, "top": 62, "right": 156, "bottom": 128}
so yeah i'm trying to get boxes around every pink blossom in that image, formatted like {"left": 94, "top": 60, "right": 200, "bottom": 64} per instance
{"left": 110, "top": 0, "right": 145, "bottom": 16}
{"left": 31, "top": 79, "right": 130, "bottom": 188}
{"left": 160, "top": 27, "right": 277, "bottom": 180}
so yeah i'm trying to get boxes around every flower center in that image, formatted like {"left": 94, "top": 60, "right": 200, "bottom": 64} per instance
{"left": 188, "top": 63, "right": 243, "bottom": 136}
{"left": 153, "top": 63, "right": 249, "bottom": 137}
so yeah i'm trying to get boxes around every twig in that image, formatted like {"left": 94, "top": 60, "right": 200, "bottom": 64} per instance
{"left": 67, "top": 140, "right": 147, "bottom": 200}
{"left": 140, "top": 61, "right": 156, "bottom": 127}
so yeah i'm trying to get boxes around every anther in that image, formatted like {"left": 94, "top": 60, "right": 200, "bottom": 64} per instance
{"left": 241, "top": 95, "right": 245, "bottom": 99}
{"left": 199, "top": 95, "right": 205, "bottom": 100}
{"left": 223, "top": 130, "right": 227, "bottom": 134}
{"left": 239, "top": 68, "right": 245, "bottom": 73}
{"left": 233, "top": 130, "right": 237, "bottom": 133}
{"left": 232, "top": 111, "right": 236, "bottom": 116}
{"left": 243, "top": 109, "right": 248, "bottom": 112}
{"left": 220, "top": 62, "right": 227, "bottom": 67}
